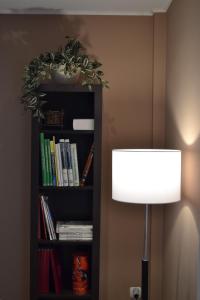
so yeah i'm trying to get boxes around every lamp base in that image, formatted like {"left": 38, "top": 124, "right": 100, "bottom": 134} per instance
{"left": 142, "top": 259, "right": 148, "bottom": 300}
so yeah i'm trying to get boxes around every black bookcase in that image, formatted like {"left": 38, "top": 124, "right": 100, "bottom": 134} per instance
{"left": 30, "top": 84, "right": 102, "bottom": 300}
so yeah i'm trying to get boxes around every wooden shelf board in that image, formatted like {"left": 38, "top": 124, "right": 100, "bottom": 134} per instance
{"left": 39, "top": 186, "right": 93, "bottom": 191}
{"left": 39, "top": 82, "right": 101, "bottom": 93}
{"left": 38, "top": 290, "right": 92, "bottom": 299}
{"left": 38, "top": 240, "right": 92, "bottom": 246}
{"left": 40, "top": 129, "right": 94, "bottom": 135}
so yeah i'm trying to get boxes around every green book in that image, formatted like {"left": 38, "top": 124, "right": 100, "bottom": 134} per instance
{"left": 47, "top": 139, "right": 53, "bottom": 186}
{"left": 44, "top": 139, "right": 50, "bottom": 185}
{"left": 40, "top": 133, "right": 47, "bottom": 186}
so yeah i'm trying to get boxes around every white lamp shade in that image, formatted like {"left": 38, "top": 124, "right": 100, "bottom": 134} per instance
{"left": 112, "top": 149, "right": 181, "bottom": 204}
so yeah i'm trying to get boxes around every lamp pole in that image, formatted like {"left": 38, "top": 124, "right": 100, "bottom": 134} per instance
{"left": 142, "top": 204, "right": 150, "bottom": 300}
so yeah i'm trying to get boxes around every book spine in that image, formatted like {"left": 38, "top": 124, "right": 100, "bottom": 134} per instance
{"left": 44, "top": 139, "right": 50, "bottom": 186}
{"left": 40, "top": 197, "right": 47, "bottom": 239}
{"left": 53, "top": 251, "right": 62, "bottom": 294}
{"left": 40, "top": 133, "right": 47, "bottom": 186}
{"left": 44, "top": 197, "right": 56, "bottom": 240}
{"left": 70, "top": 143, "right": 80, "bottom": 186}
{"left": 37, "top": 198, "right": 41, "bottom": 240}
{"left": 50, "top": 140, "right": 57, "bottom": 186}
{"left": 56, "top": 143, "right": 64, "bottom": 186}
{"left": 47, "top": 139, "right": 53, "bottom": 186}
{"left": 41, "top": 196, "right": 52, "bottom": 240}
{"left": 56, "top": 227, "right": 93, "bottom": 233}
{"left": 64, "top": 139, "right": 74, "bottom": 186}
{"left": 59, "top": 232, "right": 93, "bottom": 238}
{"left": 38, "top": 249, "right": 50, "bottom": 294}
{"left": 59, "top": 235, "right": 92, "bottom": 241}
{"left": 80, "top": 143, "right": 94, "bottom": 187}
{"left": 53, "top": 137, "right": 59, "bottom": 186}
{"left": 50, "top": 250, "right": 62, "bottom": 294}
{"left": 40, "top": 197, "right": 47, "bottom": 240}
{"left": 59, "top": 139, "right": 69, "bottom": 186}
{"left": 55, "top": 144, "right": 61, "bottom": 186}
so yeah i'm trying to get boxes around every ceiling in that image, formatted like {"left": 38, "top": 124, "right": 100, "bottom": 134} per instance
{"left": 0, "top": 0, "right": 173, "bottom": 15}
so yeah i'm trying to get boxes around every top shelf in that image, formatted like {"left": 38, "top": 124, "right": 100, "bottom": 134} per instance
{"left": 39, "top": 83, "right": 101, "bottom": 93}
{"left": 40, "top": 129, "right": 94, "bottom": 135}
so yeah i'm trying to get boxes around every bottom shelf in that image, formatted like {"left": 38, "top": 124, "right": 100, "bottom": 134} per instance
{"left": 38, "top": 290, "right": 92, "bottom": 299}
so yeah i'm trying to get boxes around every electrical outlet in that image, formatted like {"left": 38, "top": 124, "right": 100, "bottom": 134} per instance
{"left": 130, "top": 287, "right": 142, "bottom": 299}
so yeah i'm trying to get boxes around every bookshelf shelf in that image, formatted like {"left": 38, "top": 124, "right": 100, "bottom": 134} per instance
{"left": 39, "top": 186, "right": 93, "bottom": 192}
{"left": 38, "top": 240, "right": 93, "bottom": 246}
{"left": 41, "top": 129, "right": 94, "bottom": 136}
{"left": 38, "top": 290, "right": 92, "bottom": 299}
{"left": 30, "top": 84, "right": 102, "bottom": 300}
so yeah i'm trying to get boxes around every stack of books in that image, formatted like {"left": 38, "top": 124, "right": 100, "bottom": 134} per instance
{"left": 40, "top": 133, "right": 79, "bottom": 187}
{"left": 56, "top": 221, "right": 93, "bottom": 241}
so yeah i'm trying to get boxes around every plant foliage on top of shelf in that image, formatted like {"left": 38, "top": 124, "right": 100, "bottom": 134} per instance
{"left": 21, "top": 36, "right": 109, "bottom": 119}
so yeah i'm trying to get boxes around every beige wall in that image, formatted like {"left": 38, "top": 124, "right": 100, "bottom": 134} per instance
{"left": 0, "top": 14, "right": 166, "bottom": 300}
{"left": 164, "top": 0, "right": 200, "bottom": 299}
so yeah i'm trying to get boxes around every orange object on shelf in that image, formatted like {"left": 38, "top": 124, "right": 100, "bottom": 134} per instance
{"left": 72, "top": 253, "right": 89, "bottom": 295}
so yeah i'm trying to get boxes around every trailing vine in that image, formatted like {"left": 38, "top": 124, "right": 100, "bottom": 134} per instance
{"left": 21, "top": 36, "right": 109, "bottom": 119}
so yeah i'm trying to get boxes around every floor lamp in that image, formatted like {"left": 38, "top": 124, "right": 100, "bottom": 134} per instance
{"left": 112, "top": 149, "right": 181, "bottom": 300}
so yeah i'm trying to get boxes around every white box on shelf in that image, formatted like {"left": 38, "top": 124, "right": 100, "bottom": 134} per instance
{"left": 73, "top": 119, "right": 94, "bottom": 130}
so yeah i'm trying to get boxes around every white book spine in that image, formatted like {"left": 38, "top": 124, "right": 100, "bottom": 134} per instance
{"left": 43, "top": 198, "right": 56, "bottom": 240}
{"left": 56, "top": 227, "right": 93, "bottom": 234}
{"left": 59, "top": 235, "right": 92, "bottom": 241}
{"left": 59, "top": 139, "right": 69, "bottom": 186}
{"left": 64, "top": 139, "right": 74, "bottom": 186}
{"left": 59, "top": 232, "right": 92, "bottom": 237}
{"left": 70, "top": 143, "right": 80, "bottom": 186}
{"left": 58, "top": 225, "right": 93, "bottom": 229}
{"left": 56, "top": 143, "right": 64, "bottom": 186}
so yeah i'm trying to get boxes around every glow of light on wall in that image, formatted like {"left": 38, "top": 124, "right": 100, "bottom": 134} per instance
{"left": 169, "top": 79, "right": 200, "bottom": 146}
{"left": 168, "top": 203, "right": 199, "bottom": 283}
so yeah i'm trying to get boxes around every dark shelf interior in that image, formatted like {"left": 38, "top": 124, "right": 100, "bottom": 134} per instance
{"left": 40, "top": 189, "right": 93, "bottom": 221}
{"left": 40, "top": 91, "right": 94, "bottom": 131}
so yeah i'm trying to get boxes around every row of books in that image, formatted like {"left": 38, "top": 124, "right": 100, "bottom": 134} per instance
{"left": 56, "top": 221, "right": 93, "bottom": 241}
{"left": 40, "top": 133, "right": 80, "bottom": 187}
{"left": 38, "top": 249, "right": 62, "bottom": 294}
{"left": 38, "top": 195, "right": 93, "bottom": 241}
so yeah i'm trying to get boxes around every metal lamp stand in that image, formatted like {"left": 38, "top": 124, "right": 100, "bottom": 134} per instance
{"left": 142, "top": 204, "right": 150, "bottom": 300}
